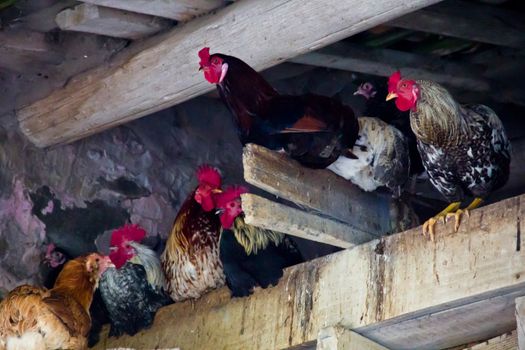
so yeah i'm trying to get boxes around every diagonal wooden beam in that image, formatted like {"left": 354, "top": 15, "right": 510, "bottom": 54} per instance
{"left": 289, "top": 42, "right": 489, "bottom": 92}
{"left": 92, "top": 194, "right": 525, "bottom": 350}
{"left": 388, "top": 0, "right": 525, "bottom": 49}
{"left": 16, "top": 0, "right": 442, "bottom": 148}
{"left": 80, "top": 0, "right": 226, "bottom": 21}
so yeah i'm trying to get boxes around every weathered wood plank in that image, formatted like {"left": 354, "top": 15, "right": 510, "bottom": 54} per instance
{"left": 389, "top": 0, "right": 525, "bottom": 49}
{"left": 289, "top": 42, "right": 489, "bottom": 92}
{"left": 241, "top": 194, "right": 377, "bottom": 249}
{"left": 243, "top": 144, "right": 416, "bottom": 237}
{"left": 93, "top": 194, "right": 525, "bottom": 350}
{"left": 56, "top": 3, "right": 172, "bottom": 40}
{"left": 81, "top": 0, "right": 226, "bottom": 21}
{"left": 517, "top": 297, "right": 525, "bottom": 350}
{"left": 460, "top": 331, "right": 517, "bottom": 350}
{"left": 17, "top": 0, "right": 442, "bottom": 148}
{"left": 317, "top": 327, "right": 389, "bottom": 350}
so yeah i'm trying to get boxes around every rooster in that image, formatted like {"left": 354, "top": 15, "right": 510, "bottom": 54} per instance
{"left": 161, "top": 165, "right": 225, "bottom": 301}
{"left": 386, "top": 71, "right": 511, "bottom": 239}
{"left": 0, "top": 253, "right": 111, "bottom": 350}
{"left": 199, "top": 47, "right": 359, "bottom": 169}
{"left": 214, "top": 186, "right": 303, "bottom": 297}
{"left": 99, "top": 224, "right": 171, "bottom": 338}
{"left": 326, "top": 116, "right": 410, "bottom": 196}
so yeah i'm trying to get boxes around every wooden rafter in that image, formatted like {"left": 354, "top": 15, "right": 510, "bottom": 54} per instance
{"left": 16, "top": 0, "right": 442, "bottom": 148}
{"left": 92, "top": 194, "right": 525, "bottom": 350}
{"left": 389, "top": 0, "right": 525, "bottom": 49}
{"left": 80, "top": 0, "right": 226, "bottom": 22}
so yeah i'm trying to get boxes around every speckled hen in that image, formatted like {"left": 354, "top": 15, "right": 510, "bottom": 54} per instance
{"left": 327, "top": 116, "right": 410, "bottom": 196}
{"left": 161, "top": 165, "right": 225, "bottom": 302}
{"left": 386, "top": 71, "right": 511, "bottom": 239}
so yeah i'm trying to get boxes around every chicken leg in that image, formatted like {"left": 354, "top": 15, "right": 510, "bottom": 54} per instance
{"left": 423, "top": 201, "right": 461, "bottom": 241}
{"left": 446, "top": 197, "right": 483, "bottom": 232}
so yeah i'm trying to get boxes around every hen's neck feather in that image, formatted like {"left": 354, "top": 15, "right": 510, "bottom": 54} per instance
{"left": 232, "top": 215, "right": 284, "bottom": 255}
{"left": 130, "top": 242, "right": 167, "bottom": 290}
{"left": 52, "top": 257, "right": 96, "bottom": 312}
{"left": 410, "top": 80, "right": 467, "bottom": 147}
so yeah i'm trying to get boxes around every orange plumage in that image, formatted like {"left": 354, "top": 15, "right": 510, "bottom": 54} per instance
{"left": 0, "top": 253, "right": 111, "bottom": 350}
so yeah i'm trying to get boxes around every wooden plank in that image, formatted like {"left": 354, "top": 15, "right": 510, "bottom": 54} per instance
{"left": 459, "top": 331, "right": 517, "bottom": 350}
{"left": 243, "top": 144, "right": 416, "bottom": 237}
{"left": 17, "top": 0, "right": 78, "bottom": 32}
{"left": 241, "top": 194, "right": 377, "bottom": 249}
{"left": 389, "top": 0, "right": 525, "bottom": 49}
{"left": 17, "top": 0, "right": 442, "bottom": 148}
{"left": 317, "top": 327, "right": 389, "bottom": 350}
{"left": 517, "top": 297, "right": 525, "bottom": 350}
{"left": 55, "top": 3, "right": 172, "bottom": 40}
{"left": 92, "top": 194, "right": 525, "bottom": 350}
{"left": 81, "top": 0, "right": 226, "bottom": 21}
{"left": 289, "top": 42, "right": 489, "bottom": 92}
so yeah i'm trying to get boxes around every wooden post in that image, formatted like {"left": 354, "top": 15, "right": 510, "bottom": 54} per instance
{"left": 17, "top": 0, "right": 442, "bottom": 147}
{"left": 317, "top": 327, "right": 389, "bottom": 350}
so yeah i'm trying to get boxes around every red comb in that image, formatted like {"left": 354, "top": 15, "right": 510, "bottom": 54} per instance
{"left": 110, "top": 224, "right": 146, "bottom": 247}
{"left": 388, "top": 71, "right": 402, "bottom": 92}
{"left": 199, "top": 47, "right": 211, "bottom": 67}
{"left": 197, "top": 164, "right": 221, "bottom": 188}
{"left": 214, "top": 185, "right": 249, "bottom": 208}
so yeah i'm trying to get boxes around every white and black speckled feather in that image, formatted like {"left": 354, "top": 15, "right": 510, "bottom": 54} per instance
{"left": 412, "top": 81, "right": 511, "bottom": 202}
{"left": 327, "top": 117, "right": 410, "bottom": 194}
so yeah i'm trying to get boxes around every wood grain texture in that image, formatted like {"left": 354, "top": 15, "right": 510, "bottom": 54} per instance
{"left": 81, "top": 0, "right": 225, "bottom": 21}
{"left": 317, "top": 327, "right": 389, "bottom": 350}
{"left": 92, "top": 194, "right": 525, "bottom": 350}
{"left": 241, "top": 194, "right": 377, "bottom": 249}
{"left": 389, "top": 0, "right": 525, "bottom": 48}
{"left": 17, "top": 0, "right": 441, "bottom": 148}
{"left": 243, "top": 144, "right": 417, "bottom": 237}
{"left": 517, "top": 297, "right": 525, "bottom": 350}
{"left": 56, "top": 3, "right": 172, "bottom": 40}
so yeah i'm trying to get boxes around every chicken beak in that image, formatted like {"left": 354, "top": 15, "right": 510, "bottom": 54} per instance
{"left": 212, "top": 189, "right": 223, "bottom": 194}
{"left": 386, "top": 92, "right": 398, "bottom": 101}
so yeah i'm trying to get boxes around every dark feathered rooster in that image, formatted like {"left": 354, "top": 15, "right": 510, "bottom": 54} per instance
{"left": 386, "top": 71, "right": 511, "bottom": 239}
{"left": 354, "top": 80, "right": 425, "bottom": 176}
{"left": 99, "top": 224, "right": 171, "bottom": 338}
{"left": 214, "top": 186, "right": 303, "bottom": 297}
{"left": 161, "top": 165, "right": 225, "bottom": 301}
{"left": 199, "top": 47, "right": 359, "bottom": 169}
{"left": 326, "top": 116, "right": 410, "bottom": 196}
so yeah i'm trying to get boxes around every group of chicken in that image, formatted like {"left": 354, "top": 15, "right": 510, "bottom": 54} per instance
{"left": 0, "top": 167, "right": 301, "bottom": 349}
{"left": 0, "top": 46, "right": 511, "bottom": 350}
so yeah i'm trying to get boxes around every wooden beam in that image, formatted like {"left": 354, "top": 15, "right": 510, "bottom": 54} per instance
{"left": 389, "top": 0, "right": 525, "bottom": 49}
{"left": 289, "top": 42, "right": 489, "bottom": 92}
{"left": 317, "top": 327, "right": 389, "bottom": 350}
{"left": 243, "top": 144, "right": 417, "bottom": 237}
{"left": 241, "top": 194, "right": 377, "bottom": 249}
{"left": 517, "top": 297, "right": 525, "bottom": 350}
{"left": 17, "top": 0, "right": 78, "bottom": 32}
{"left": 459, "top": 331, "right": 517, "bottom": 350}
{"left": 80, "top": 0, "right": 226, "bottom": 21}
{"left": 93, "top": 194, "right": 525, "bottom": 350}
{"left": 17, "top": 0, "right": 442, "bottom": 148}
{"left": 55, "top": 3, "right": 172, "bottom": 40}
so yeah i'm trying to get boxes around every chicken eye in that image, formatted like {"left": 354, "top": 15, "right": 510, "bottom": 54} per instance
{"left": 212, "top": 57, "right": 219, "bottom": 64}
{"left": 401, "top": 83, "right": 407, "bottom": 88}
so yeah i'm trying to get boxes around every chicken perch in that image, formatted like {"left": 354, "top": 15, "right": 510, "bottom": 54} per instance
{"left": 386, "top": 71, "right": 511, "bottom": 240}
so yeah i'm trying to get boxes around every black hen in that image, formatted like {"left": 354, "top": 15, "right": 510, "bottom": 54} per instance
{"left": 199, "top": 47, "right": 359, "bottom": 169}
{"left": 214, "top": 186, "right": 303, "bottom": 297}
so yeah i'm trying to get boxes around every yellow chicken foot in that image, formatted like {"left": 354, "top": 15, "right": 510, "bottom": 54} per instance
{"left": 422, "top": 202, "right": 461, "bottom": 241}
{"left": 446, "top": 198, "right": 484, "bottom": 232}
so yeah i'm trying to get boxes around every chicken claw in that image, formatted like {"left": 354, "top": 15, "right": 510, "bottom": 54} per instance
{"left": 422, "top": 214, "right": 446, "bottom": 242}
{"left": 446, "top": 208, "right": 470, "bottom": 232}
